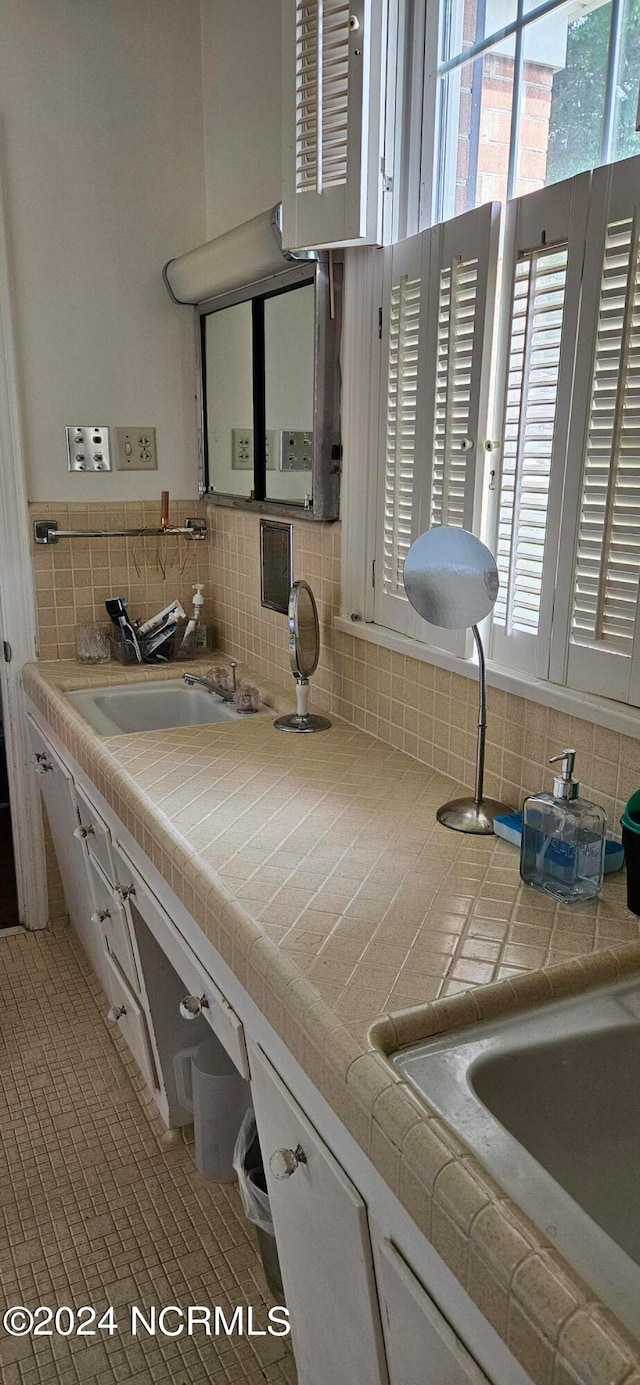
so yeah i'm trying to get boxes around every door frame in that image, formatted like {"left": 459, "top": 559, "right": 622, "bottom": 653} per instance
{"left": 0, "top": 167, "right": 48, "bottom": 929}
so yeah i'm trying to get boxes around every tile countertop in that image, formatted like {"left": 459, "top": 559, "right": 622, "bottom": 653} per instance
{"left": 23, "top": 658, "right": 640, "bottom": 1385}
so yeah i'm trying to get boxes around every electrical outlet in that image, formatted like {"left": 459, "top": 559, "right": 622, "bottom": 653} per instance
{"left": 115, "top": 427, "right": 157, "bottom": 471}
{"left": 232, "top": 428, "right": 253, "bottom": 469}
{"left": 66, "top": 425, "right": 112, "bottom": 472}
{"left": 281, "top": 430, "right": 313, "bottom": 472}
{"left": 231, "top": 429, "right": 277, "bottom": 470}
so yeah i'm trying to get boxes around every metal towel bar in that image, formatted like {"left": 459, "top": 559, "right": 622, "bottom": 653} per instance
{"left": 33, "top": 518, "right": 206, "bottom": 545}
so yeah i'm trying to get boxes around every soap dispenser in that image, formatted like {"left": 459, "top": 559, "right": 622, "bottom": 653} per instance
{"left": 520, "top": 749, "right": 606, "bottom": 903}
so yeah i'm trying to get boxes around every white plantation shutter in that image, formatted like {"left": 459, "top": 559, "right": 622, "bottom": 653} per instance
{"left": 552, "top": 158, "right": 640, "bottom": 705}
{"left": 282, "top": 0, "right": 387, "bottom": 249}
{"left": 490, "top": 176, "right": 590, "bottom": 677}
{"left": 374, "top": 230, "right": 426, "bottom": 638}
{"left": 374, "top": 203, "right": 500, "bottom": 649}
{"left": 414, "top": 203, "right": 500, "bottom": 655}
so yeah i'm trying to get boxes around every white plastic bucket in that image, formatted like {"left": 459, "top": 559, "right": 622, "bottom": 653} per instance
{"left": 174, "top": 1036, "right": 251, "bottom": 1183}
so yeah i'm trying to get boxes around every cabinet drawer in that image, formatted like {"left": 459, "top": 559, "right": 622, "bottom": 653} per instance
{"left": 88, "top": 856, "right": 141, "bottom": 996}
{"left": 113, "top": 845, "right": 249, "bottom": 1080}
{"left": 103, "top": 954, "right": 158, "bottom": 1094}
{"left": 74, "top": 782, "right": 117, "bottom": 884}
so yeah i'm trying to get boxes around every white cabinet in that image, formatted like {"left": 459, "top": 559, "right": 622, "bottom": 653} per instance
{"left": 86, "top": 853, "right": 140, "bottom": 995}
{"left": 27, "top": 715, "right": 106, "bottom": 986}
{"left": 374, "top": 1238, "right": 490, "bottom": 1385}
{"left": 250, "top": 1044, "right": 388, "bottom": 1385}
{"left": 103, "top": 952, "right": 159, "bottom": 1094}
{"left": 114, "top": 843, "right": 249, "bottom": 1080}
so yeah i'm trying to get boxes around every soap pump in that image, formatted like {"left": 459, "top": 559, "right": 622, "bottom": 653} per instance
{"left": 520, "top": 748, "right": 606, "bottom": 903}
{"left": 179, "top": 582, "right": 205, "bottom": 656}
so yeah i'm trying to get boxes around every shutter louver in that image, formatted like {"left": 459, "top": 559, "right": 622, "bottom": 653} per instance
{"left": 431, "top": 257, "right": 480, "bottom": 529}
{"left": 295, "top": 1, "right": 350, "bottom": 195}
{"left": 382, "top": 273, "right": 421, "bottom": 597}
{"left": 570, "top": 217, "right": 640, "bottom": 657}
{"left": 494, "top": 246, "right": 568, "bottom": 635}
{"left": 282, "top": 0, "right": 386, "bottom": 249}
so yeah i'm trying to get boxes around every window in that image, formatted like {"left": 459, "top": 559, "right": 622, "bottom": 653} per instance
{"left": 433, "top": 0, "right": 640, "bottom": 225}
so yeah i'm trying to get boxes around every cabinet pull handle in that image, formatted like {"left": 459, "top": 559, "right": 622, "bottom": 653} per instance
{"left": 114, "top": 883, "right": 135, "bottom": 901}
{"left": 74, "top": 823, "right": 94, "bottom": 840}
{"left": 107, "top": 1005, "right": 126, "bottom": 1022}
{"left": 91, "top": 909, "right": 110, "bottom": 925}
{"left": 179, "top": 995, "right": 209, "bottom": 1020}
{"left": 269, "top": 1145, "right": 307, "bottom": 1180}
{"left": 30, "top": 751, "right": 53, "bottom": 774}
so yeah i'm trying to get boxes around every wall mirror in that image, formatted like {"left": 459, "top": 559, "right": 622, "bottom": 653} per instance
{"left": 198, "top": 259, "right": 341, "bottom": 521}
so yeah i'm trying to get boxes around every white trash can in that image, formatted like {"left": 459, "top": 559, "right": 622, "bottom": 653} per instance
{"left": 174, "top": 1036, "right": 251, "bottom": 1183}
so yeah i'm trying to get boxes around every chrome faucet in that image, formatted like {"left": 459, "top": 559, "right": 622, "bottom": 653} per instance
{"left": 182, "top": 660, "right": 237, "bottom": 702}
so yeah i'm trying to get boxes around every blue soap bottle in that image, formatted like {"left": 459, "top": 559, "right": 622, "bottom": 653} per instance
{"left": 520, "top": 749, "right": 606, "bottom": 904}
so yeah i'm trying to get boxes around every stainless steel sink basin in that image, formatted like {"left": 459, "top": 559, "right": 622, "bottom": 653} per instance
{"left": 66, "top": 681, "right": 271, "bottom": 735}
{"left": 392, "top": 976, "right": 640, "bottom": 1336}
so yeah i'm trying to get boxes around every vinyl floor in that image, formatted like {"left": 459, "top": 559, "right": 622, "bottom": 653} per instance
{"left": 0, "top": 925, "right": 297, "bottom": 1385}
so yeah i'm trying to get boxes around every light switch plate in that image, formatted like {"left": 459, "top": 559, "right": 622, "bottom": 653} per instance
{"left": 115, "top": 427, "right": 157, "bottom": 471}
{"left": 66, "top": 425, "right": 112, "bottom": 472}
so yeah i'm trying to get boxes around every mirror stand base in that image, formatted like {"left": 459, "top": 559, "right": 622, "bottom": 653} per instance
{"left": 274, "top": 713, "right": 332, "bottom": 734}
{"left": 436, "top": 796, "right": 511, "bottom": 835}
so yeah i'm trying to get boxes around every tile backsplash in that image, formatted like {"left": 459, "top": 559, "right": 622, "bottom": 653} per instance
{"left": 30, "top": 500, "right": 640, "bottom": 836}
{"left": 30, "top": 501, "right": 208, "bottom": 661}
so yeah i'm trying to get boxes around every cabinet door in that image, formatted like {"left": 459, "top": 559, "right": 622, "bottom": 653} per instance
{"left": 375, "top": 1238, "right": 490, "bottom": 1385}
{"left": 87, "top": 855, "right": 141, "bottom": 995}
{"left": 250, "top": 1045, "right": 388, "bottom": 1385}
{"left": 103, "top": 953, "right": 158, "bottom": 1094}
{"left": 27, "top": 716, "right": 106, "bottom": 983}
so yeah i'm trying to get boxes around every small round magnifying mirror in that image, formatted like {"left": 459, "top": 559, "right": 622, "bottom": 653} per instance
{"left": 404, "top": 526, "right": 509, "bottom": 835}
{"left": 274, "top": 581, "right": 331, "bottom": 734}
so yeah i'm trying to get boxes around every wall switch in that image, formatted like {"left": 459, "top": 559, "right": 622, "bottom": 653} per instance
{"left": 231, "top": 429, "right": 277, "bottom": 470}
{"left": 66, "top": 425, "right": 112, "bottom": 472}
{"left": 281, "top": 430, "right": 313, "bottom": 472}
{"left": 115, "top": 427, "right": 157, "bottom": 471}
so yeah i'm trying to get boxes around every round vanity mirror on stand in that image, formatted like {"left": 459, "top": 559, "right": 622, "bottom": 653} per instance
{"left": 274, "top": 581, "right": 331, "bottom": 734}
{"left": 403, "top": 526, "right": 510, "bottom": 834}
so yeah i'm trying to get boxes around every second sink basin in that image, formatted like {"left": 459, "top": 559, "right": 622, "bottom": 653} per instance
{"left": 66, "top": 680, "right": 271, "bottom": 735}
{"left": 392, "top": 975, "right": 640, "bottom": 1336}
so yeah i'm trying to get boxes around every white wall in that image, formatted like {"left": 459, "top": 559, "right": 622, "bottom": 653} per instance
{"left": 0, "top": 0, "right": 205, "bottom": 501}
{"left": 201, "top": 0, "right": 282, "bottom": 239}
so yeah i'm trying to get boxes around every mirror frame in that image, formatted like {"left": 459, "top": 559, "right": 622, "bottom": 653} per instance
{"left": 195, "top": 256, "right": 342, "bottom": 522}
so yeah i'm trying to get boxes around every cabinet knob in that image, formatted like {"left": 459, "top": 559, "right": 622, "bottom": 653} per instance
{"left": 269, "top": 1145, "right": 307, "bottom": 1180}
{"left": 74, "top": 823, "right": 94, "bottom": 840}
{"left": 91, "top": 909, "right": 110, "bottom": 925}
{"left": 30, "top": 751, "right": 52, "bottom": 774}
{"left": 107, "top": 1005, "right": 126, "bottom": 1022}
{"left": 114, "top": 883, "right": 135, "bottom": 901}
{"left": 179, "top": 994, "right": 209, "bottom": 1020}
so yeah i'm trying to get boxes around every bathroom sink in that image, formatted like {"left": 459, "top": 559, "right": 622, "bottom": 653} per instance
{"left": 66, "top": 680, "right": 271, "bottom": 735}
{"left": 392, "top": 975, "right": 640, "bottom": 1335}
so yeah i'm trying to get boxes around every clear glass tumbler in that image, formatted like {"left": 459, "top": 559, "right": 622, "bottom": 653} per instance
{"left": 75, "top": 623, "right": 111, "bottom": 664}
